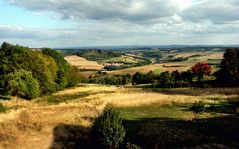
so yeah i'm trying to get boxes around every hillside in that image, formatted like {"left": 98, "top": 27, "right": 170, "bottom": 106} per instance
{"left": 0, "top": 84, "right": 239, "bottom": 148}
{"left": 64, "top": 55, "right": 103, "bottom": 70}
{"left": 64, "top": 50, "right": 223, "bottom": 77}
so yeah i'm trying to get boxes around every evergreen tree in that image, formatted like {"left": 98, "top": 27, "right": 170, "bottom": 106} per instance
{"left": 216, "top": 48, "right": 239, "bottom": 82}
{"left": 92, "top": 107, "right": 126, "bottom": 149}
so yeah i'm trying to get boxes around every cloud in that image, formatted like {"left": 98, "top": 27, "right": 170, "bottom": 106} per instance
{"left": 8, "top": 0, "right": 178, "bottom": 23}
{"left": 181, "top": 0, "right": 239, "bottom": 24}
{"left": 2, "top": 0, "right": 239, "bottom": 47}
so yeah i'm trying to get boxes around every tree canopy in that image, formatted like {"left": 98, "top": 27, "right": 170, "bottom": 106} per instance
{"left": 191, "top": 62, "right": 212, "bottom": 82}
{"left": 0, "top": 42, "right": 83, "bottom": 99}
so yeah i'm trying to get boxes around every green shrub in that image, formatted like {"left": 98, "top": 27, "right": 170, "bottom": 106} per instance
{"left": 67, "top": 66, "right": 86, "bottom": 87}
{"left": 92, "top": 107, "right": 126, "bottom": 149}
{"left": 6, "top": 69, "right": 40, "bottom": 99}
{"left": 190, "top": 101, "right": 205, "bottom": 114}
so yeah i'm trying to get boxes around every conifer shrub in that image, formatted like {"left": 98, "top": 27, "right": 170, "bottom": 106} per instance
{"left": 91, "top": 107, "right": 126, "bottom": 149}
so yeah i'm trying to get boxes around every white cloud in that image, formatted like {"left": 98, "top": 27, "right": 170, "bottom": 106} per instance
{"left": 2, "top": 0, "right": 239, "bottom": 46}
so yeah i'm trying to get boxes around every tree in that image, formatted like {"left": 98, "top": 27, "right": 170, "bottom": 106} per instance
{"left": 191, "top": 62, "right": 212, "bottom": 82}
{"left": 92, "top": 107, "right": 126, "bottom": 149}
{"left": 146, "top": 71, "right": 155, "bottom": 83}
{"left": 171, "top": 70, "right": 180, "bottom": 84}
{"left": 42, "top": 48, "right": 70, "bottom": 90}
{"left": 67, "top": 66, "right": 86, "bottom": 87}
{"left": 158, "top": 71, "right": 171, "bottom": 88}
{"left": 23, "top": 51, "right": 58, "bottom": 94}
{"left": 6, "top": 69, "right": 40, "bottom": 99}
{"left": 181, "top": 70, "right": 194, "bottom": 84}
{"left": 0, "top": 42, "right": 28, "bottom": 83}
{"left": 216, "top": 48, "right": 239, "bottom": 83}
{"left": 132, "top": 72, "right": 147, "bottom": 85}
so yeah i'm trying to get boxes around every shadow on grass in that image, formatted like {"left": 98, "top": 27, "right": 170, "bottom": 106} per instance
{"left": 204, "top": 101, "right": 239, "bottom": 115}
{"left": 50, "top": 124, "right": 92, "bottom": 149}
{"left": 0, "top": 95, "right": 11, "bottom": 100}
{"left": 0, "top": 88, "right": 11, "bottom": 101}
{"left": 50, "top": 115, "right": 239, "bottom": 149}
{"left": 123, "top": 116, "right": 239, "bottom": 149}
{"left": 147, "top": 87, "right": 239, "bottom": 97}
{"left": 44, "top": 90, "right": 116, "bottom": 104}
{"left": 49, "top": 101, "right": 239, "bottom": 149}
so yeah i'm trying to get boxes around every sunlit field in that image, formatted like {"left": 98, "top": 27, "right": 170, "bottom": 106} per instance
{"left": 65, "top": 55, "right": 103, "bottom": 70}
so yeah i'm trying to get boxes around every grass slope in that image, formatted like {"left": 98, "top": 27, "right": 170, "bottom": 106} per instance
{"left": 0, "top": 85, "right": 238, "bottom": 148}
{"left": 64, "top": 55, "right": 103, "bottom": 70}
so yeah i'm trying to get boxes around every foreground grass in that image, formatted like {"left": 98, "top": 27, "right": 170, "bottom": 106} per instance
{"left": 0, "top": 85, "right": 238, "bottom": 149}
{"left": 116, "top": 104, "right": 220, "bottom": 121}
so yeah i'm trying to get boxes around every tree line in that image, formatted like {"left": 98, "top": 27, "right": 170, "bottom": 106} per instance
{"left": 0, "top": 42, "right": 83, "bottom": 99}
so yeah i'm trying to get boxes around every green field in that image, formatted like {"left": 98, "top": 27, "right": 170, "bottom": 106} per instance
{"left": 116, "top": 102, "right": 239, "bottom": 148}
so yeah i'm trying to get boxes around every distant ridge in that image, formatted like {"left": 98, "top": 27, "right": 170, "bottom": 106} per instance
{"left": 55, "top": 45, "right": 239, "bottom": 50}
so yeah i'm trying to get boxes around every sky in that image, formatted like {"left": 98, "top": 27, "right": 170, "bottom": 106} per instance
{"left": 0, "top": 0, "right": 238, "bottom": 48}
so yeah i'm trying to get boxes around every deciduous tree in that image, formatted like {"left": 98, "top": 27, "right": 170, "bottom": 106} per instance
{"left": 191, "top": 62, "right": 212, "bottom": 82}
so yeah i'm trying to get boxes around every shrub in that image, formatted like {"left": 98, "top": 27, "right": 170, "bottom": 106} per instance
{"left": 189, "top": 101, "right": 206, "bottom": 120}
{"left": 67, "top": 66, "right": 86, "bottom": 87}
{"left": 6, "top": 69, "right": 40, "bottom": 99}
{"left": 92, "top": 107, "right": 126, "bottom": 149}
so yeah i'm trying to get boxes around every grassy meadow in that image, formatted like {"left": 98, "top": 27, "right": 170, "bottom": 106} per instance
{"left": 0, "top": 84, "right": 238, "bottom": 148}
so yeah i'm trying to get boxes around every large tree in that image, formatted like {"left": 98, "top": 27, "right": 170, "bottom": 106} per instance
{"left": 42, "top": 48, "right": 70, "bottom": 90}
{"left": 191, "top": 62, "right": 212, "bottom": 82}
{"left": 216, "top": 48, "right": 239, "bottom": 83}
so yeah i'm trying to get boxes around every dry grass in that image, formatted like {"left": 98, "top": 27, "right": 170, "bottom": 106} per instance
{"left": 0, "top": 85, "right": 239, "bottom": 149}
{"left": 108, "top": 62, "right": 195, "bottom": 75}
{"left": 172, "top": 51, "right": 223, "bottom": 60}
{"left": 64, "top": 55, "right": 103, "bottom": 70}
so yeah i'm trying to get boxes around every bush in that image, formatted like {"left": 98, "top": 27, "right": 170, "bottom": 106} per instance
{"left": 67, "top": 66, "right": 86, "bottom": 87}
{"left": 6, "top": 69, "right": 40, "bottom": 99}
{"left": 190, "top": 101, "right": 205, "bottom": 114}
{"left": 92, "top": 107, "right": 126, "bottom": 149}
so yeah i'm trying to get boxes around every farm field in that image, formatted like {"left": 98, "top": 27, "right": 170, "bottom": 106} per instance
{"left": 64, "top": 55, "right": 103, "bottom": 70}
{"left": 0, "top": 84, "right": 238, "bottom": 148}
{"left": 109, "top": 62, "right": 192, "bottom": 75}
{"left": 65, "top": 51, "right": 224, "bottom": 77}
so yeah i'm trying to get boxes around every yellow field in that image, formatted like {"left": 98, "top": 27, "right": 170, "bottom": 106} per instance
{"left": 108, "top": 61, "right": 194, "bottom": 75}
{"left": 0, "top": 84, "right": 238, "bottom": 149}
{"left": 64, "top": 55, "right": 103, "bottom": 70}
{"left": 172, "top": 51, "right": 223, "bottom": 60}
